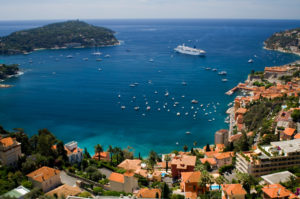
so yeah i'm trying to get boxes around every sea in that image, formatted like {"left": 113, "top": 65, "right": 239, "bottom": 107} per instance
{"left": 0, "top": 19, "right": 300, "bottom": 156}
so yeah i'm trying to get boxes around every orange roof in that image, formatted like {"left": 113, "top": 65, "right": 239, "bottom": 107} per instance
{"left": 124, "top": 171, "right": 135, "bottom": 177}
{"left": 109, "top": 172, "right": 125, "bottom": 183}
{"left": 283, "top": 128, "right": 296, "bottom": 136}
{"left": 214, "top": 152, "right": 234, "bottom": 160}
{"left": 222, "top": 184, "right": 247, "bottom": 196}
{"left": 46, "top": 184, "right": 81, "bottom": 197}
{"left": 205, "top": 151, "right": 218, "bottom": 158}
{"left": 156, "top": 161, "right": 171, "bottom": 169}
{"left": 27, "top": 166, "right": 60, "bottom": 183}
{"left": 236, "top": 108, "right": 247, "bottom": 114}
{"left": 200, "top": 158, "right": 217, "bottom": 165}
{"left": 294, "top": 133, "right": 300, "bottom": 139}
{"left": 118, "top": 159, "right": 141, "bottom": 171}
{"left": 171, "top": 155, "right": 196, "bottom": 169}
{"left": 0, "top": 137, "right": 15, "bottom": 147}
{"left": 136, "top": 188, "right": 161, "bottom": 198}
{"left": 216, "top": 144, "right": 225, "bottom": 152}
{"left": 52, "top": 145, "right": 83, "bottom": 155}
{"left": 181, "top": 171, "right": 201, "bottom": 184}
{"left": 135, "top": 168, "right": 148, "bottom": 178}
{"left": 93, "top": 151, "right": 110, "bottom": 160}
{"left": 262, "top": 184, "right": 297, "bottom": 199}
{"left": 247, "top": 131, "right": 254, "bottom": 137}
{"left": 185, "top": 192, "right": 197, "bottom": 199}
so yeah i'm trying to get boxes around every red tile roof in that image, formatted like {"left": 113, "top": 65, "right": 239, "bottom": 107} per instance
{"left": 181, "top": 171, "right": 201, "bottom": 184}
{"left": 262, "top": 184, "right": 297, "bottom": 199}
{"left": 0, "top": 137, "right": 15, "bottom": 147}
{"left": 46, "top": 184, "right": 81, "bottom": 197}
{"left": 222, "top": 184, "right": 247, "bottom": 196}
{"left": 109, "top": 172, "right": 124, "bottom": 183}
{"left": 136, "top": 188, "right": 161, "bottom": 198}
{"left": 171, "top": 155, "right": 196, "bottom": 169}
{"left": 283, "top": 128, "right": 296, "bottom": 136}
{"left": 118, "top": 159, "right": 141, "bottom": 171}
{"left": 27, "top": 166, "right": 60, "bottom": 183}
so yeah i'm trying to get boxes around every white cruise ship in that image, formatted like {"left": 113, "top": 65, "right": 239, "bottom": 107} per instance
{"left": 174, "top": 44, "right": 206, "bottom": 56}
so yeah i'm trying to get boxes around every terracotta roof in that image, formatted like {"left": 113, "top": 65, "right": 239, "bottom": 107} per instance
{"left": 109, "top": 172, "right": 124, "bottom": 183}
{"left": 283, "top": 128, "right": 296, "bottom": 136}
{"left": 222, "top": 184, "right": 247, "bottom": 196}
{"left": 156, "top": 161, "right": 171, "bottom": 169}
{"left": 185, "top": 192, "right": 197, "bottom": 199}
{"left": 216, "top": 129, "right": 228, "bottom": 134}
{"left": 136, "top": 188, "right": 161, "bottom": 198}
{"left": 171, "top": 155, "right": 196, "bottom": 169}
{"left": 236, "top": 108, "right": 247, "bottom": 114}
{"left": 93, "top": 152, "right": 110, "bottom": 160}
{"left": 294, "top": 133, "right": 300, "bottom": 139}
{"left": 135, "top": 169, "right": 148, "bottom": 178}
{"left": 200, "top": 158, "right": 217, "bottom": 165}
{"left": 214, "top": 152, "right": 234, "bottom": 160}
{"left": 247, "top": 131, "right": 254, "bottom": 137}
{"left": 215, "top": 144, "right": 225, "bottom": 152}
{"left": 262, "top": 184, "right": 297, "bottom": 199}
{"left": 27, "top": 166, "right": 60, "bottom": 183}
{"left": 46, "top": 184, "right": 81, "bottom": 197}
{"left": 124, "top": 171, "right": 135, "bottom": 177}
{"left": 118, "top": 159, "right": 141, "bottom": 171}
{"left": 181, "top": 171, "right": 201, "bottom": 183}
{"left": 0, "top": 137, "right": 15, "bottom": 147}
{"left": 52, "top": 145, "right": 83, "bottom": 155}
{"left": 204, "top": 151, "right": 218, "bottom": 158}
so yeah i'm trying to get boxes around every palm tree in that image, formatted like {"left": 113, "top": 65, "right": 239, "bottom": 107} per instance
{"left": 183, "top": 145, "right": 188, "bottom": 152}
{"left": 198, "top": 170, "right": 214, "bottom": 194}
{"left": 108, "top": 145, "right": 113, "bottom": 164}
{"left": 164, "top": 155, "right": 171, "bottom": 172}
{"left": 94, "top": 144, "right": 103, "bottom": 161}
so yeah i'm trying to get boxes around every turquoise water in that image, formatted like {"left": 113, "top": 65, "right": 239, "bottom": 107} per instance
{"left": 0, "top": 19, "right": 300, "bottom": 156}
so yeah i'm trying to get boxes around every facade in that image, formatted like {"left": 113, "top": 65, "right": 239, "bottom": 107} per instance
{"left": 180, "top": 171, "right": 203, "bottom": 196}
{"left": 64, "top": 141, "right": 83, "bottom": 164}
{"left": 221, "top": 184, "right": 247, "bottom": 199}
{"left": 215, "top": 129, "right": 229, "bottom": 146}
{"left": 214, "top": 152, "right": 234, "bottom": 168}
{"left": 236, "top": 139, "right": 300, "bottom": 177}
{"left": 136, "top": 188, "right": 161, "bottom": 198}
{"left": 27, "top": 166, "right": 61, "bottom": 192}
{"left": 118, "top": 159, "right": 142, "bottom": 172}
{"left": 108, "top": 172, "right": 138, "bottom": 193}
{"left": 0, "top": 136, "right": 22, "bottom": 167}
{"left": 171, "top": 155, "right": 196, "bottom": 179}
{"left": 46, "top": 184, "right": 82, "bottom": 198}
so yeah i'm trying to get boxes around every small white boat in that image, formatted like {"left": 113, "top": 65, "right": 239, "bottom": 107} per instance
{"left": 98, "top": 68, "right": 102, "bottom": 71}
{"left": 182, "top": 82, "right": 187, "bottom": 86}
{"left": 185, "top": 131, "right": 191, "bottom": 135}
{"left": 118, "top": 94, "right": 121, "bottom": 98}
{"left": 182, "top": 95, "right": 185, "bottom": 98}
{"left": 149, "top": 58, "right": 154, "bottom": 62}
{"left": 96, "top": 58, "right": 102, "bottom": 61}
{"left": 176, "top": 142, "right": 179, "bottom": 145}
{"left": 165, "top": 92, "right": 169, "bottom": 97}
{"left": 146, "top": 106, "right": 151, "bottom": 111}
{"left": 222, "top": 79, "right": 228, "bottom": 82}
{"left": 185, "top": 112, "right": 189, "bottom": 116}
{"left": 83, "top": 58, "right": 88, "bottom": 61}
{"left": 129, "top": 84, "right": 136, "bottom": 87}
{"left": 121, "top": 106, "right": 126, "bottom": 110}
{"left": 154, "top": 91, "right": 158, "bottom": 94}
{"left": 66, "top": 55, "right": 73, "bottom": 58}
{"left": 191, "top": 99, "right": 198, "bottom": 104}
{"left": 134, "top": 106, "right": 140, "bottom": 111}
{"left": 104, "top": 54, "right": 111, "bottom": 58}
{"left": 248, "top": 59, "right": 254, "bottom": 63}
{"left": 155, "top": 100, "right": 159, "bottom": 104}
{"left": 218, "top": 71, "right": 227, "bottom": 75}
{"left": 158, "top": 108, "right": 161, "bottom": 111}
{"left": 176, "top": 112, "right": 181, "bottom": 116}
{"left": 212, "top": 68, "right": 217, "bottom": 71}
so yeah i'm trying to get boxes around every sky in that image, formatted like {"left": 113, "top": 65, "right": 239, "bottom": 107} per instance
{"left": 0, "top": 0, "right": 300, "bottom": 20}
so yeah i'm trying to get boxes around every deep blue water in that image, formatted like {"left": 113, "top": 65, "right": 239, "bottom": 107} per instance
{"left": 0, "top": 19, "right": 300, "bottom": 156}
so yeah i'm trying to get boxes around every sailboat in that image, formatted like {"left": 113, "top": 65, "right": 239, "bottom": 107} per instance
{"left": 92, "top": 46, "right": 102, "bottom": 56}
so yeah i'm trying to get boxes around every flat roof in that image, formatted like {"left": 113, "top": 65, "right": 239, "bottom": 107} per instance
{"left": 261, "top": 171, "right": 296, "bottom": 184}
{"left": 271, "top": 139, "right": 300, "bottom": 153}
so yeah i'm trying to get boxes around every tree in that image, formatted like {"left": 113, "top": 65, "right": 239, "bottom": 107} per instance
{"left": 161, "top": 182, "right": 171, "bottom": 199}
{"left": 165, "top": 155, "right": 171, "bottom": 172}
{"left": 236, "top": 172, "right": 258, "bottom": 193}
{"left": 56, "top": 141, "right": 68, "bottom": 162}
{"left": 198, "top": 170, "right": 213, "bottom": 194}
{"left": 193, "top": 141, "right": 197, "bottom": 147}
{"left": 36, "top": 129, "right": 57, "bottom": 157}
{"left": 183, "top": 145, "right": 188, "bottom": 152}
{"left": 205, "top": 144, "right": 211, "bottom": 152}
{"left": 215, "top": 176, "right": 225, "bottom": 190}
{"left": 84, "top": 147, "right": 91, "bottom": 159}
{"left": 149, "top": 150, "right": 159, "bottom": 169}
{"left": 291, "top": 109, "right": 300, "bottom": 122}
{"left": 108, "top": 145, "right": 113, "bottom": 164}
{"left": 94, "top": 144, "right": 103, "bottom": 161}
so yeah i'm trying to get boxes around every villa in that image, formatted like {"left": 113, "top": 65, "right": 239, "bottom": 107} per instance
{"left": 27, "top": 166, "right": 61, "bottom": 192}
{"left": 171, "top": 155, "right": 196, "bottom": 179}
{"left": 52, "top": 141, "right": 83, "bottom": 164}
{"left": 136, "top": 188, "right": 161, "bottom": 198}
{"left": 262, "top": 184, "right": 297, "bottom": 199}
{"left": 118, "top": 159, "right": 142, "bottom": 172}
{"left": 221, "top": 184, "right": 247, "bottom": 199}
{"left": 46, "top": 184, "right": 82, "bottom": 198}
{"left": 180, "top": 171, "right": 203, "bottom": 198}
{"left": 108, "top": 171, "right": 138, "bottom": 193}
{"left": 0, "top": 136, "right": 22, "bottom": 167}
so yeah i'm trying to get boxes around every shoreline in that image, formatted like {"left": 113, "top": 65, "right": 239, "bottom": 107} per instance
{"left": 263, "top": 46, "right": 300, "bottom": 57}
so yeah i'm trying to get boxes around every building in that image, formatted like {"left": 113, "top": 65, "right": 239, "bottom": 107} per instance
{"left": 64, "top": 141, "right": 83, "bottom": 164}
{"left": 180, "top": 171, "right": 204, "bottom": 197}
{"left": 93, "top": 151, "right": 110, "bottom": 162}
{"left": 213, "top": 152, "right": 234, "bottom": 168}
{"left": 46, "top": 184, "right": 82, "bottom": 198}
{"left": 215, "top": 129, "right": 229, "bottom": 146}
{"left": 262, "top": 184, "right": 297, "bottom": 199}
{"left": 280, "top": 128, "right": 296, "bottom": 140}
{"left": 118, "top": 159, "right": 142, "bottom": 172}
{"left": 1, "top": 186, "right": 30, "bottom": 199}
{"left": 200, "top": 158, "right": 217, "bottom": 170}
{"left": 27, "top": 166, "right": 61, "bottom": 192}
{"left": 236, "top": 139, "right": 300, "bottom": 177}
{"left": 171, "top": 155, "right": 196, "bottom": 179}
{"left": 221, "top": 184, "right": 247, "bottom": 199}
{"left": 108, "top": 172, "right": 138, "bottom": 193}
{"left": 136, "top": 188, "right": 161, "bottom": 198}
{"left": 0, "top": 136, "right": 22, "bottom": 167}
{"left": 261, "top": 171, "right": 297, "bottom": 185}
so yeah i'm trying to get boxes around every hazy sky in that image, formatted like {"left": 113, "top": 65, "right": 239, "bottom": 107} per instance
{"left": 1, "top": 0, "right": 300, "bottom": 20}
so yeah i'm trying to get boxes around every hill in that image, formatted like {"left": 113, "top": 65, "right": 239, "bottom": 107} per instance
{"left": 0, "top": 20, "right": 119, "bottom": 55}
{"left": 264, "top": 27, "right": 300, "bottom": 56}
{"left": 0, "top": 64, "right": 19, "bottom": 80}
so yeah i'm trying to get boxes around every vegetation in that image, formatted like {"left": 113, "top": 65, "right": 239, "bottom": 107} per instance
{"left": 0, "top": 64, "right": 19, "bottom": 80}
{"left": 264, "top": 27, "right": 300, "bottom": 54}
{"left": 0, "top": 20, "right": 119, "bottom": 55}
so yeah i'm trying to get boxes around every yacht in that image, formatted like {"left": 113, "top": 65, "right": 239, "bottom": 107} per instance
{"left": 134, "top": 106, "right": 140, "bottom": 111}
{"left": 191, "top": 99, "right": 198, "bottom": 104}
{"left": 218, "top": 71, "right": 227, "bottom": 75}
{"left": 222, "top": 79, "right": 228, "bottom": 82}
{"left": 248, "top": 59, "right": 254, "bottom": 63}
{"left": 174, "top": 44, "right": 206, "bottom": 56}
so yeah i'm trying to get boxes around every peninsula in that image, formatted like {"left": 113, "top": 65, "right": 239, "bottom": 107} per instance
{"left": 264, "top": 27, "right": 300, "bottom": 56}
{"left": 0, "top": 20, "right": 119, "bottom": 55}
